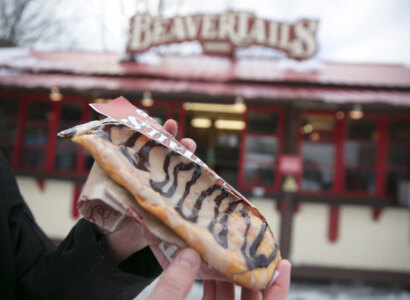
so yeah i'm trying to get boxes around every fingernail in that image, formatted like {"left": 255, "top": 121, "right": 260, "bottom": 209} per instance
{"left": 178, "top": 249, "right": 199, "bottom": 268}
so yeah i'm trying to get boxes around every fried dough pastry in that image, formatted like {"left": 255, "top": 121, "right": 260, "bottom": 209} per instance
{"left": 59, "top": 118, "right": 281, "bottom": 290}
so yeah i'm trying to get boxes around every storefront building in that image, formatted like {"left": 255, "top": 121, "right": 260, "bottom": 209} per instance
{"left": 1, "top": 12, "right": 409, "bottom": 286}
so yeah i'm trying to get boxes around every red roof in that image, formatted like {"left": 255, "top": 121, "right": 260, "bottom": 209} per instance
{"left": 2, "top": 72, "right": 409, "bottom": 106}
{"left": 1, "top": 50, "right": 410, "bottom": 106}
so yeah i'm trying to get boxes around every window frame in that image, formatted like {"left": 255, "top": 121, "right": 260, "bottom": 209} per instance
{"left": 1, "top": 91, "right": 91, "bottom": 177}
{"left": 298, "top": 110, "right": 342, "bottom": 195}
{"left": 298, "top": 110, "right": 410, "bottom": 199}
{"left": 238, "top": 106, "right": 285, "bottom": 192}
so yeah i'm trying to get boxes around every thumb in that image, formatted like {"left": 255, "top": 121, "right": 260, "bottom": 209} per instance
{"left": 148, "top": 248, "right": 201, "bottom": 300}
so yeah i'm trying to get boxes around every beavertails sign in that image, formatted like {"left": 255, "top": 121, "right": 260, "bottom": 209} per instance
{"left": 127, "top": 11, "right": 319, "bottom": 60}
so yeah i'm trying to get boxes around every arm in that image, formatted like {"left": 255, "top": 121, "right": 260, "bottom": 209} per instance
{"left": 0, "top": 153, "right": 161, "bottom": 300}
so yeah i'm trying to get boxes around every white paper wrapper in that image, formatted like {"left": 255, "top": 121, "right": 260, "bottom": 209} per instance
{"left": 79, "top": 163, "right": 231, "bottom": 281}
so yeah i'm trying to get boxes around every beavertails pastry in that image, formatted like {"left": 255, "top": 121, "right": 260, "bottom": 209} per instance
{"left": 59, "top": 117, "right": 281, "bottom": 290}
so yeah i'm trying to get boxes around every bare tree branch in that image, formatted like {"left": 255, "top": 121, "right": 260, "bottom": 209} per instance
{"left": 0, "top": 0, "right": 64, "bottom": 47}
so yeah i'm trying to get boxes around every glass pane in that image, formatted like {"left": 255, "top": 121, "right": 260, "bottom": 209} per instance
{"left": 0, "top": 98, "right": 19, "bottom": 115}
{"left": 386, "top": 171, "right": 408, "bottom": 195}
{"left": 54, "top": 149, "right": 77, "bottom": 170}
{"left": 216, "top": 133, "right": 239, "bottom": 162}
{"left": 389, "top": 120, "right": 410, "bottom": 142}
{"left": 21, "top": 147, "right": 45, "bottom": 168}
{"left": 302, "top": 142, "right": 334, "bottom": 165}
{"left": 58, "top": 102, "right": 83, "bottom": 144}
{"left": 215, "top": 168, "right": 238, "bottom": 188}
{"left": 305, "top": 114, "right": 335, "bottom": 130}
{"left": 345, "top": 169, "right": 376, "bottom": 192}
{"left": 27, "top": 101, "right": 51, "bottom": 120}
{"left": 21, "top": 101, "right": 51, "bottom": 169}
{"left": 388, "top": 145, "right": 409, "bottom": 167}
{"left": 347, "top": 119, "right": 377, "bottom": 140}
{"left": 345, "top": 142, "right": 376, "bottom": 167}
{"left": 302, "top": 114, "right": 335, "bottom": 140}
{"left": 248, "top": 111, "right": 278, "bottom": 134}
{"left": 61, "top": 102, "right": 83, "bottom": 122}
{"left": 24, "top": 125, "right": 48, "bottom": 145}
{"left": 302, "top": 167, "right": 333, "bottom": 191}
{"left": 245, "top": 136, "right": 277, "bottom": 163}
{"left": 245, "top": 162, "right": 275, "bottom": 186}
{"left": 0, "top": 98, "right": 19, "bottom": 162}
{"left": 151, "top": 106, "right": 167, "bottom": 125}
{"left": 55, "top": 102, "right": 83, "bottom": 170}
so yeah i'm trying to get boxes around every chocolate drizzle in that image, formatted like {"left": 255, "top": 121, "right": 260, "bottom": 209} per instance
{"left": 208, "top": 200, "right": 240, "bottom": 248}
{"left": 175, "top": 163, "right": 202, "bottom": 219}
{"left": 136, "top": 140, "right": 158, "bottom": 171}
{"left": 239, "top": 205, "right": 278, "bottom": 269}
{"left": 247, "top": 224, "right": 278, "bottom": 269}
{"left": 90, "top": 121, "right": 278, "bottom": 271}
{"left": 97, "top": 124, "right": 116, "bottom": 142}
{"left": 188, "top": 184, "right": 227, "bottom": 223}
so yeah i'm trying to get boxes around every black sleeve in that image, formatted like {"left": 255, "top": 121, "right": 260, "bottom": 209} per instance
{"left": 19, "top": 220, "right": 162, "bottom": 300}
{"left": 0, "top": 153, "right": 162, "bottom": 300}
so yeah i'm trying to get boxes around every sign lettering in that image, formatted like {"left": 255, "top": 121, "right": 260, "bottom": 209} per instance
{"left": 127, "top": 11, "right": 319, "bottom": 60}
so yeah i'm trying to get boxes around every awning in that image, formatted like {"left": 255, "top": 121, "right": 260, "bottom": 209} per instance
{"left": 1, "top": 50, "right": 410, "bottom": 88}
{"left": 1, "top": 72, "right": 409, "bottom": 106}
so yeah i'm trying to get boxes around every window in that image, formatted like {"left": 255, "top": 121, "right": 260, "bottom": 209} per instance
{"left": 386, "top": 119, "right": 410, "bottom": 195}
{"left": 54, "top": 102, "right": 83, "bottom": 171}
{"left": 0, "top": 92, "right": 93, "bottom": 177}
{"left": 0, "top": 97, "right": 19, "bottom": 162}
{"left": 184, "top": 102, "right": 243, "bottom": 188}
{"left": 21, "top": 100, "right": 51, "bottom": 169}
{"left": 299, "top": 111, "right": 409, "bottom": 199}
{"left": 300, "top": 113, "right": 335, "bottom": 191}
{"left": 344, "top": 119, "right": 377, "bottom": 193}
{"left": 240, "top": 108, "right": 283, "bottom": 191}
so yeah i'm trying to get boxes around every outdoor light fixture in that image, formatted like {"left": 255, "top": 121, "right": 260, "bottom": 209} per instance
{"left": 349, "top": 104, "right": 364, "bottom": 120}
{"left": 310, "top": 132, "right": 320, "bottom": 141}
{"left": 94, "top": 98, "right": 112, "bottom": 104}
{"left": 141, "top": 91, "right": 154, "bottom": 107}
{"left": 183, "top": 102, "right": 244, "bottom": 114}
{"left": 191, "top": 117, "right": 212, "bottom": 128}
{"left": 302, "top": 123, "right": 314, "bottom": 134}
{"left": 215, "top": 119, "right": 246, "bottom": 130}
{"left": 49, "top": 86, "right": 63, "bottom": 102}
{"left": 336, "top": 111, "right": 345, "bottom": 120}
{"left": 233, "top": 96, "right": 247, "bottom": 113}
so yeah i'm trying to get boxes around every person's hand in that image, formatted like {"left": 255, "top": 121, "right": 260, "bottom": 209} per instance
{"left": 202, "top": 259, "right": 291, "bottom": 300}
{"left": 148, "top": 248, "right": 201, "bottom": 300}
{"left": 103, "top": 119, "right": 196, "bottom": 263}
{"left": 149, "top": 248, "right": 291, "bottom": 300}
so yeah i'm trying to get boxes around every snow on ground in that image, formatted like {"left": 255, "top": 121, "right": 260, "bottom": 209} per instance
{"left": 135, "top": 278, "right": 410, "bottom": 300}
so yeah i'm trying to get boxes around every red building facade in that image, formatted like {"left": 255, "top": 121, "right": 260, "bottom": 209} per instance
{"left": 0, "top": 50, "right": 409, "bottom": 285}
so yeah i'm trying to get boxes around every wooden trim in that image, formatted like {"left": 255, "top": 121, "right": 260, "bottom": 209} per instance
{"left": 12, "top": 95, "right": 27, "bottom": 168}
{"left": 45, "top": 100, "right": 61, "bottom": 171}
{"left": 328, "top": 205, "right": 340, "bottom": 242}
{"left": 238, "top": 106, "right": 286, "bottom": 192}
{"left": 278, "top": 192, "right": 296, "bottom": 259}
{"left": 292, "top": 265, "right": 410, "bottom": 287}
{"left": 376, "top": 116, "right": 388, "bottom": 196}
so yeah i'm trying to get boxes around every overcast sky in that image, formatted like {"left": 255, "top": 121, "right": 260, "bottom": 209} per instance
{"left": 50, "top": 0, "right": 410, "bottom": 66}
